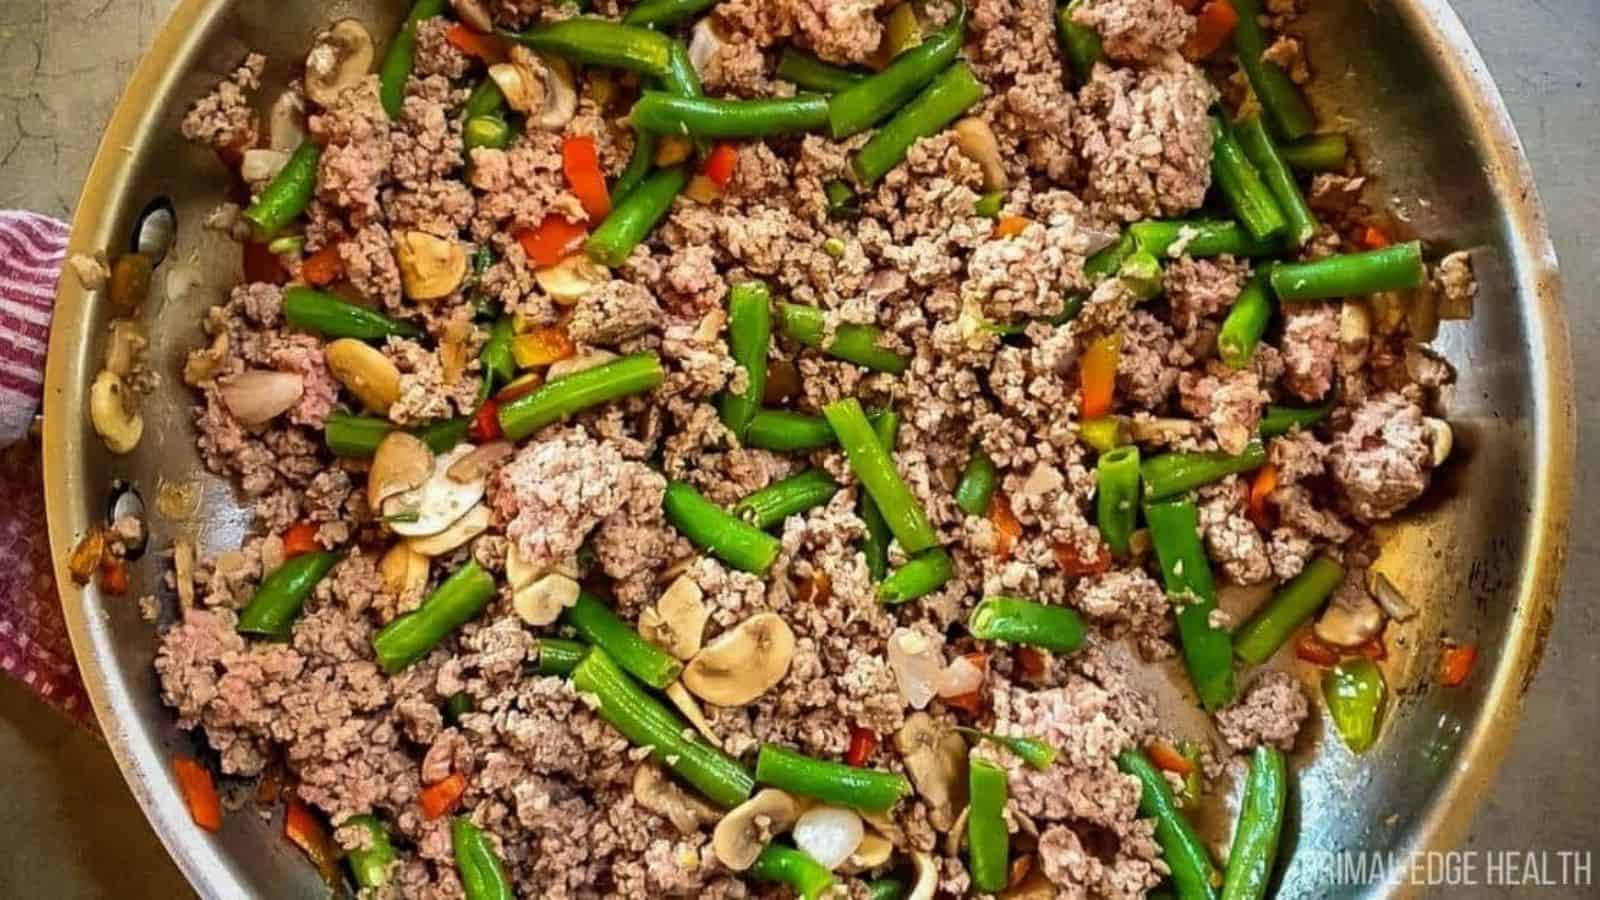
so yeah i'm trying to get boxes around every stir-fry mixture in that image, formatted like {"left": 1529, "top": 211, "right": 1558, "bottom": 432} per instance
{"left": 81, "top": 0, "right": 1483, "bottom": 896}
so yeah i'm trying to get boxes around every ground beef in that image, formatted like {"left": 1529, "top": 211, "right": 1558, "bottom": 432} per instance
{"left": 1329, "top": 393, "right": 1433, "bottom": 521}
{"left": 1280, "top": 303, "right": 1339, "bottom": 402}
{"left": 1073, "top": 0, "right": 1196, "bottom": 65}
{"left": 1431, "top": 250, "right": 1477, "bottom": 315}
{"left": 1215, "top": 670, "right": 1310, "bottom": 752}
{"left": 1178, "top": 362, "right": 1268, "bottom": 455}
{"left": 180, "top": 52, "right": 266, "bottom": 152}
{"left": 567, "top": 280, "right": 662, "bottom": 346}
{"left": 785, "top": 0, "right": 891, "bottom": 65}
{"left": 1197, "top": 478, "right": 1271, "bottom": 585}
{"left": 413, "top": 17, "right": 474, "bottom": 79}
{"left": 1074, "top": 57, "right": 1216, "bottom": 222}
{"left": 1069, "top": 569, "right": 1173, "bottom": 659}
{"left": 311, "top": 77, "right": 393, "bottom": 226}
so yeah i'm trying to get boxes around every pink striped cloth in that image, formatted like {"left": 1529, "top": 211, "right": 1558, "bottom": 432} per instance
{"left": 0, "top": 211, "right": 95, "bottom": 726}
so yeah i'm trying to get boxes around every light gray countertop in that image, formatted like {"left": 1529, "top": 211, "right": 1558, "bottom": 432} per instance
{"left": 0, "top": 0, "right": 1594, "bottom": 896}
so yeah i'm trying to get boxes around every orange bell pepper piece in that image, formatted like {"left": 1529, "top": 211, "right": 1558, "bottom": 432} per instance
{"left": 562, "top": 136, "right": 611, "bottom": 221}
{"left": 173, "top": 755, "right": 222, "bottom": 832}
{"left": 281, "top": 521, "right": 319, "bottom": 558}
{"left": 300, "top": 244, "right": 344, "bottom": 287}
{"left": 993, "top": 215, "right": 1031, "bottom": 239}
{"left": 511, "top": 326, "right": 576, "bottom": 368}
{"left": 1183, "top": 1, "right": 1239, "bottom": 60}
{"left": 516, "top": 215, "right": 588, "bottom": 269}
{"left": 470, "top": 401, "right": 502, "bottom": 443}
{"left": 284, "top": 798, "right": 342, "bottom": 885}
{"left": 1358, "top": 225, "right": 1392, "bottom": 250}
{"left": 1247, "top": 463, "right": 1278, "bottom": 531}
{"left": 1079, "top": 332, "right": 1122, "bottom": 419}
{"left": 1438, "top": 643, "right": 1477, "bottom": 687}
{"left": 1294, "top": 632, "right": 1341, "bottom": 667}
{"left": 845, "top": 726, "right": 878, "bottom": 767}
{"left": 1147, "top": 739, "right": 1195, "bottom": 776}
{"left": 703, "top": 143, "right": 739, "bottom": 188}
{"left": 988, "top": 494, "right": 1021, "bottom": 560}
{"left": 444, "top": 23, "right": 507, "bottom": 63}
{"left": 1053, "top": 540, "right": 1112, "bottom": 577}
{"left": 99, "top": 557, "right": 130, "bottom": 595}
{"left": 419, "top": 771, "right": 468, "bottom": 820}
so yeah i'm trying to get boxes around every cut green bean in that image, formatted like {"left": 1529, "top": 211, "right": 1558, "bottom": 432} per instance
{"left": 824, "top": 179, "right": 860, "bottom": 221}
{"left": 778, "top": 48, "right": 867, "bottom": 93}
{"left": 852, "top": 63, "right": 985, "bottom": 186}
{"left": 957, "top": 727, "right": 1058, "bottom": 770}
{"left": 379, "top": 0, "right": 448, "bottom": 119}
{"left": 777, "top": 302, "right": 909, "bottom": 374}
{"left": 1259, "top": 400, "right": 1333, "bottom": 437}
{"left": 1055, "top": 0, "right": 1104, "bottom": 84}
{"left": 860, "top": 412, "right": 900, "bottom": 582}
{"left": 824, "top": 399, "right": 939, "bottom": 554}
{"left": 372, "top": 562, "right": 498, "bottom": 673}
{"left": 828, "top": 12, "right": 965, "bottom": 138}
{"left": 632, "top": 92, "right": 830, "bottom": 138}
{"left": 1145, "top": 498, "right": 1235, "bottom": 711}
{"left": 867, "top": 878, "right": 907, "bottom": 900}
{"left": 1233, "top": 557, "right": 1344, "bottom": 665}
{"left": 1118, "top": 749, "right": 1221, "bottom": 900}
{"left": 572, "top": 648, "right": 755, "bottom": 807}
{"left": 878, "top": 548, "right": 954, "bottom": 605}
{"left": 504, "top": 18, "right": 675, "bottom": 78}
{"left": 451, "top": 817, "right": 513, "bottom": 900}
{"left": 563, "top": 593, "right": 682, "bottom": 689}
{"left": 1232, "top": 0, "right": 1315, "bottom": 141}
{"left": 417, "top": 416, "right": 470, "bottom": 454}
{"left": 324, "top": 413, "right": 393, "bottom": 457}
{"left": 462, "top": 78, "right": 506, "bottom": 121}
{"left": 755, "top": 744, "right": 911, "bottom": 812}
{"left": 242, "top": 141, "right": 321, "bottom": 236}
{"left": 586, "top": 165, "right": 688, "bottom": 266}
{"left": 967, "top": 757, "right": 1011, "bottom": 893}
{"left": 1221, "top": 747, "right": 1289, "bottom": 900}
{"left": 731, "top": 469, "right": 840, "bottom": 530}
{"left": 480, "top": 316, "right": 517, "bottom": 393}
{"left": 1120, "top": 250, "right": 1165, "bottom": 301}
{"left": 1269, "top": 242, "right": 1426, "bottom": 301}
{"left": 1218, "top": 272, "right": 1275, "bottom": 370}
{"left": 283, "top": 286, "right": 422, "bottom": 341}
{"left": 534, "top": 637, "right": 589, "bottom": 676}
{"left": 612, "top": 129, "right": 658, "bottom": 204}
{"left": 463, "top": 115, "right": 514, "bottom": 153}
{"left": 1078, "top": 416, "right": 1128, "bottom": 454}
{"left": 1210, "top": 116, "right": 1287, "bottom": 241}
{"left": 236, "top": 551, "right": 338, "bottom": 639}
{"left": 974, "top": 190, "right": 1005, "bottom": 219}
{"left": 663, "top": 481, "right": 782, "bottom": 574}
{"left": 343, "top": 814, "right": 395, "bottom": 889}
{"left": 1323, "top": 658, "right": 1386, "bottom": 753}
{"left": 444, "top": 691, "right": 474, "bottom": 725}
{"left": 1279, "top": 133, "right": 1348, "bottom": 173}
{"left": 969, "top": 596, "right": 1088, "bottom": 654}
{"left": 955, "top": 447, "right": 999, "bottom": 517}
{"left": 1235, "top": 115, "right": 1317, "bottom": 248}
{"left": 743, "top": 410, "right": 839, "bottom": 451}
{"left": 720, "top": 282, "right": 772, "bottom": 438}
{"left": 498, "top": 352, "right": 665, "bottom": 441}
{"left": 749, "top": 844, "right": 836, "bottom": 900}
{"left": 1141, "top": 441, "right": 1268, "bottom": 501}
{"left": 621, "top": 0, "right": 718, "bottom": 28}
{"left": 1096, "top": 446, "right": 1141, "bottom": 559}
{"left": 1128, "top": 220, "right": 1283, "bottom": 259}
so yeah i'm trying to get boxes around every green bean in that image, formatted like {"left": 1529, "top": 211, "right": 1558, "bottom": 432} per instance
{"left": 955, "top": 448, "right": 998, "bottom": 517}
{"left": 878, "top": 548, "right": 954, "bottom": 605}
{"left": 379, "top": 0, "right": 448, "bottom": 120}
{"left": 824, "top": 399, "right": 939, "bottom": 554}
{"left": 743, "top": 410, "right": 839, "bottom": 451}
{"left": 463, "top": 115, "right": 514, "bottom": 153}
{"left": 372, "top": 562, "right": 498, "bottom": 673}
{"left": 1210, "top": 116, "right": 1287, "bottom": 241}
{"left": 417, "top": 416, "right": 471, "bottom": 454}
{"left": 266, "top": 234, "right": 305, "bottom": 255}
{"left": 1233, "top": 557, "right": 1345, "bottom": 665}
{"left": 974, "top": 190, "right": 1005, "bottom": 219}
{"left": 1268, "top": 242, "right": 1426, "bottom": 301}
{"left": 867, "top": 878, "right": 907, "bottom": 900}
{"left": 777, "top": 302, "right": 909, "bottom": 374}
{"left": 612, "top": 130, "right": 659, "bottom": 205}
{"left": 967, "top": 757, "right": 1011, "bottom": 892}
{"left": 622, "top": 0, "right": 718, "bottom": 28}
{"left": 480, "top": 316, "right": 517, "bottom": 393}
{"left": 1054, "top": 233, "right": 1138, "bottom": 324}
{"left": 562, "top": 593, "right": 682, "bottom": 689}
{"left": 1119, "top": 249, "right": 1165, "bottom": 302}
{"left": 663, "top": 41, "right": 705, "bottom": 104}
{"left": 283, "top": 286, "right": 422, "bottom": 341}
{"left": 1128, "top": 220, "right": 1283, "bottom": 260}
{"left": 777, "top": 48, "right": 867, "bottom": 93}
{"left": 1259, "top": 400, "right": 1333, "bottom": 437}
{"left": 1323, "top": 658, "right": 1386, "bottom": 753}
{"left": 236, "top": 551, "right": 339, "bottom": 639}
{"left": 1141, "top": 441, "right": 1268, "bottom": 501}
{"left": 534, "top": 637, "right": 589, "bottom": 676}
{"left": 1078, "top": 416, "right": 1128, "bottom": 453}
{"left": 860, "top": 412, "right": 900, "bottom": 581}
{"left": 1235, "top": 116, "right": 1317, "bottom": 248}
{"left": 572, "top": 648, "right": 756, "bottom": 807}
{"left": 1118, "top": 749, "right": 1222, "bottom": 900}
{"left": 1217, "top": 271, "right": 1275, "bottom": 370}
{"left": 852, "top": 63, "right": 985, "bottom": 186}
{"left": 1096, "top": 446, "right": 1141, "bottom": 559}
{"left": 498, "top": 352, "right": 665, "bottom": 441}
{"left": 1232, "top": 0, "right": 1315, "bottom": 141}
{"left": 1221, "top": 747, "right": 1288, "bottom": 900}
{"left": 755, "top": 744, "right": 911, "bottom": 812}
{"left": 720, "top": 281, "right": 772, "bottom": 438}
{"left": 749, "top": 844, "right": 836, "bottom": 900}
{"left": 1145, "top": 498, "right": 1235, "bottom": 711}
{"left": 828, "top": 12, "right": 965, "bottom": 138}
{"left": 324, "top": 413, "right": 393, "bottom": 457}
{"left": 1279, "top": 133, "right": 1348, "bottom": 173}
{"left": 663, "top": 480, "right": 782, "bottom": 574}
{"left": 241, "top": 140, "right": 321, "bottom": 236}
{"left": 504, "top": 17, "right": 675, "bottom": 78}
{"left": 632, "top": 92, "right": 830, "bottom": 138}
{"left": 957, "top": 727, "right": 1058, "bottom": 770}
{"left": 586, "top": 165, "right": 688, "bottom": 266}
{"left": 732, "top": 470, "right": 840, "bottom": 530}
{"left": 824, "top": 179, "right": 860, "bottom": 220}
{"left": 968, "top": 596, "right": 1088, "bottom": 654}
{"left": 1055, "top": 0, "right": 1104, "bottom": 85}
{"left": 444, "top": 692, "right": 474, "bottom": 725}
{"left": 462, "top": 78, "right": 506, "bottom": 121}
{"left": 343, "top": 814, "right": 396, "bottom": 889}
{"left": 451, "top": 817, "right": 513, "bottom": 900}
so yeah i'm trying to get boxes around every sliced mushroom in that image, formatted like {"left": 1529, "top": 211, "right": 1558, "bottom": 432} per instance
{"left": 385, "top": 443, "right": 488, "bottom": 537}
{"left": 89, "top": 370, "right": 143, "bottom": 454}
{"left": 268, "top": 91, "right": 308, "bottom": 151}
{"left": 1368, "top": 570, "right": 1418, "bottom": 622}
{"left": 665, "top": 681, "right": 723, "bottom": 749}
{"left": 325, "top": 338, "right": 403, "bottom": 413}
{"left": 183, "top": 331, "right": 230, "bottom": 386}
{"left": 491, "top": 47, "right": 577, "bottom": 130}
{"left": 512, "top": 572, "right": 581, "bottom": 626}
{"left": 1422, "top": 417, "right": 1453, "bottom": 468}
{"left": 687, "top": 18, "right": 728, "bottom": 76}
{"left": 858, "top": 809, "right": 907, "bottom": 849}
{"left": 368, "top": 431, "right": 434, "bottom": 511}
{"left": 712, "top": 789, "right": 801, "bottom": 871}
{"left": 240, "top": 148, "right": 291, "bottom": 184}
{"left": 219, "top": 370, "right": 304, "bottom": 426}
{"left": 447, "top": 441, "right": 514, "bottom": 484}
{"left": 407, "top": 503, "right": 491, "bottom": 557}
{"left": 1000, "top": 865, "right": 1057, "bottom": 900}
{"left": 451, "top": 0, "right": 493, "bottom": 33}
{"left": 305, "top": 19, "right": 375, "bottom": 107}
{"left": 547, "top": 348, "right": 618, "bottom": 381}
{"left": 633, "top": 764, "right": 720, "bottom": 835}
{"left": 1314, "top": 578, "right": 1386, "bottom": 648}
{"left": 396, "top": 231, "right": 468, "bottom": 300}
{"left": 536, "top": 55, "right": 578, "bottom": 131}
{"left": 173, "top": 534, "right": 197, "bottom": 613}
{"left": 907, "top": 851, "right": 939, "bottom": 900}
{"left": 379, "top": 543, "right": 431, "bottom": 598}
{"left": 838, "top": 831, "right": 894, "bottom": 874}
{"left": 793, "top": 805, "right": 864, "bottom": 871}
{"left": 1127, "top": 416, "right": 1200, "bottom": 445}
{"left": 894, "top": 712, "right": 969, "bottom": 832}
{"left": 953, "top": 117, "right": 1007, "bottom": 191}
{"left": 682, "top": 612, "right": 796, "bottom": 706}
{"left": 638, "top": 574, "right": 709, "bottom": 660}
{"left": 534, "top": 254, "right": 609, "bottom": 305}
{"left": 104, "top": 319, "right": 146, "bottom": 378}
{"left": 943, "top": 805, "right": 970, "bottom": 857}
{"left": 1339, "top": 300, "right": 1373, "bottom": 371}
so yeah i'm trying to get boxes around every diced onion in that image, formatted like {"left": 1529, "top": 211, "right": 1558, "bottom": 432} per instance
{"left": 793, "top": 805, "right": 864, "bottom": 871}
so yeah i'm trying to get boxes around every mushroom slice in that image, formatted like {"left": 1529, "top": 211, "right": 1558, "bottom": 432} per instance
{"left": 665, "top": 681, "right": 723, "bottom": 749}
{"left": 793, "top": 805, "right": 864, "bottom": 871}
{"left": 536, "top": 54, "right": 578, "bottom": 131}
{"left": 907, "top": 851, "right": 939, "bottom": 900}
{"left": 325, "top": 338, "right": 403, "bottom": 413}
{"left": 89, "top": 370, "right": 143, "bottom": 454}
{"left": 952, "top": 117, "right": 1008, "bottom": 191}
{"left": 305, "top": 19, "right": 375, "bottom": 107}
{"left": 385, "top": 443, "right": 489, "bottom": 537}
{"left": 838, "top": 831, "right": 894, "bottom": 874}
{"left": 1000, "top": 864, "right": 1056, "bottom": 900}
{"left": 407, "top": 503, "right": 491, "bottom": 557}
{"left": 173, "top": 534, "right": 197, "bottom": 612}
{"left": 1314, "top": 578, "right": 1386, "bottom": 648}
{"left": 638, "top": 574, "right": 710, "bottom": 660}
{"left": 513, "top": 572, "right": 581, "bottom": 626}
{"left": 379, "top": 543, "right": 431, "bottom": 598}
{"left": 1368, "top": 570, "right": 1418, "bottom": 622}
{"left": 184, "top": 331, "right": 229, "bottom": 386}
{"left": 687, "top": 17, "right": 729, "bottom": 77}
{"left": 219, "top": 369, "right": 303, "bottom": 426}
{"left": 268, "top": 91, "right": 307, "bottom": 151}
{"left": 451, "top": 0, "right": 493, "bottom": 32}
{"left": 447, "top": 440, "right": 514, "bottom": 484}
{"left": 104, "top": 319, "right": 146, "bottom": 378}
{"left": 534, "top": 254, "right": 609, "bottom": 305}
{"left": 894, "top": 712, "right": 969, "bottom": 832}
{"left": 712, "top": 789, "right": 801, "bottom": 871}
{"left": 368, "top": 431, "right": 434, "bottom": 511}
{"left": 396, "top": 231, "right": 468, "bottom": 300}
{"left": 490, "top": 46, "right": 576, "bottom": 129}
{"left": 1422, "top": 417, "right": 1453, "bottom": 468}
{"left": 682, "top": 612, "right": 796, "bottom": 706}
{"left": 633, "top": 764, "right": 720, "bottom": 835}
{"left": 1339, "top": 299, "right": 1373, "bottom": 371}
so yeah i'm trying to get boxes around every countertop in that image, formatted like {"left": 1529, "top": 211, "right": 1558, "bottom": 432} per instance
{"left": 0, "top": 0, "right": 1594, "bottom": 896}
